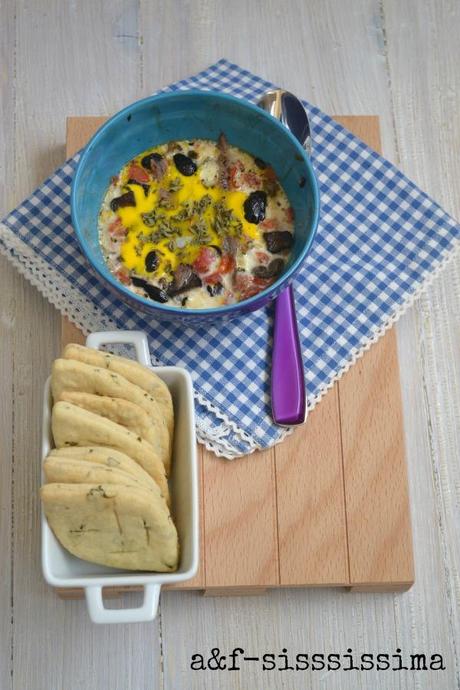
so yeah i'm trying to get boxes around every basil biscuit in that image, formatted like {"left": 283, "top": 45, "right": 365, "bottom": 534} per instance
{"left": 52, "top": 401, "right": 169, "bottom": 506}
{"left": 41, "top": 482, "right": 179, "bottom": 572}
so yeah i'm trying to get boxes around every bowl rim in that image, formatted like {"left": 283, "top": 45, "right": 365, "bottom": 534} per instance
{"left": 71, "top": 89, "right": 320, "bottom": 317}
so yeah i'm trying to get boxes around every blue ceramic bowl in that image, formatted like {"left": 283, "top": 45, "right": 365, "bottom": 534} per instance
{"left": 71, "top": 90, "right": 320, "bottom": 321}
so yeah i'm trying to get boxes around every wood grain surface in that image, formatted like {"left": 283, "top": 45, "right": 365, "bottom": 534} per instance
{"left": 275, "top": 386, "right": 349, "bottom": 586}
{"left": 340, "top": 330, "right": 412, "bottom": 586}
{"left": 60, "top": 114, "right": 413, "bottom": 598}
{"left": 1, "top": 1, "right": 459, "bottom": 689}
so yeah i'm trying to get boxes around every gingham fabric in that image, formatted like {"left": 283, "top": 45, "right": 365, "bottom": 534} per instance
{"left": 1, "top": 59, "right": 459, "bottom": 457}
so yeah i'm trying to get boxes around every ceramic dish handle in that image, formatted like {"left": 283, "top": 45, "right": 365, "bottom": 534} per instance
{"left": 85, "top": 331, "right": 159, "bottom": 623}
{"left": 86, "top": 330, "right": 151, "bottom": 367}
{"left": 85, "top": 583, "right": 161, "bottom": 624}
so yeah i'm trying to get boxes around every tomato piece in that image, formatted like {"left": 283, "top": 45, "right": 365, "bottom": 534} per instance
{"left": 234, "top": 272, "right": 271, "bottom": 300}
{"left": 241, "top": 171, "right": 262, "bottom": 188}
{"left": 234, "top": 273, "right": 257, "bottom": 299}
{"left": 255, "top": 251, "right": 270, "bottom": 265}
{"left": 229, "top": 170, "right": 238, "bottom": 189}
{"left": 127, "top": 164, "right": 150, "bottom": 184}
{"left": 264, "top": 166, "right": 277, "bottom": 182}
{"left": 239, "top": 285, "right": 259, "bottom": 300}
{"left": 218, "top": 254, "right": 235, "bottom": 274}
{"left": 108, "top": 218, "right": 127, "bottom": 238}
{"left": 259, "top": 218, "right": 277, "bottom": 230}
{"left": 253, "top": 277, "right": 272, "bottom": 290}
{"left": 203, "top": 253, "right": 235, "bottom": 284}
{"left": 115, "top": 267, "right": 130, "bottom": 285}
{"left": 285, "top": 206, "right": 295, "bottom": 223}
{"left": 193, "top": 247, "right": 217, "bottom": 274}
{"left": 229, "top": 160, "right": 244, "bottom": 189}
{"left": 204, "top": 272, "right": 221, "bottom": 285}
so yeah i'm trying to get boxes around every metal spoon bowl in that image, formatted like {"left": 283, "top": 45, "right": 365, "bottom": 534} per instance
{"left": 258, "top": 90, "right": 312, "bottom": 156}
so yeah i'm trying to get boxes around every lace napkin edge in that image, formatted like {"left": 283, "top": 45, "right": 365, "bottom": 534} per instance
{"left": 1, "top": 221, "right": 459, "bottom": 458}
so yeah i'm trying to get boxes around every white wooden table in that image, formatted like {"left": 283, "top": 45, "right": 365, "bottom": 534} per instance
{"left": 1, "top": 1, "right": 459, "bottom": 688}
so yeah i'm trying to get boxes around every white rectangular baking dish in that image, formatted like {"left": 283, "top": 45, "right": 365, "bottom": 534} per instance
{"left": 41, "top": 330, "right": 199, "bottom": 624}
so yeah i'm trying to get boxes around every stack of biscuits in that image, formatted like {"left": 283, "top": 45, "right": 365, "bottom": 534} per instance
{"left": 40, "top": 344, "right": 179, "bottom": 572}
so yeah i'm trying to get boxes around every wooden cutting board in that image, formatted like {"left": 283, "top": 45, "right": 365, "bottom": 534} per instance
{"left": 57, "top": 115, "right": 414, "bottom": 599}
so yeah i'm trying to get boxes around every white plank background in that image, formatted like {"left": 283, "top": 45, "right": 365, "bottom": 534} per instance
{"left": 0, "top": 1, "right": 459, "bottom": 688}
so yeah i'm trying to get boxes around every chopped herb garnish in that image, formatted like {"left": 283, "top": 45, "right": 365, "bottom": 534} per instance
{"left": 190, "top": 218, "right": 211, "bottom": 245}
{"left": 142, "top": 210, "right": 157, "bottom": 227}
{"left": 158, "top": 191, "right": 174, "bottom": 209}
{"left": 214, "top": 201, "right": 243, "bottom": 237}
{"left": 157, "top": 218, "right": 176, "bottom": 237}
{"left": 172, "top": 200, "right": 194, "bottom": 222}
{"left": 168, "top": 177, "right": 183, "bottom": 192}
{"left": 194, "top": 194, "right": 212, "bottom": 216}
{"left": 88, "top": 486, "right": 110, "bottom": 498}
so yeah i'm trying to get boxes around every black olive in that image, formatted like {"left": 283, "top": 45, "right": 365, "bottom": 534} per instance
{"left": 263, "top": 231, "right": 294, "bottom": 253}
{"left": 252, "top": 258, "right": 285, "bottom": 279}
{"left": 188, "top": 150, "right": 198, "bottom": 159}
{"left": 144, "top": 251, "right": 159, "bottom": 273}
{"left": 206, "top": 282, "right": 224, "bottom": 296}
{"left": 173, "top": 153, "right": 197, "bottom": 176}
{"left": 141, "top": 152, "right": 163, "bottom": 170}
{"left": 127, "top": 179, "right": 150, "bottom": 196}
{"left": 254, "top": 157, "right": 267, "bottom": 169}
{"left": 131, "top": 276, "right": 169, "bottom": 303}
{"left": 243, "top": 191, "right": 267, "bottom": 224}
{"left": 110, "top": 190, "right": 136, "bottom": 212}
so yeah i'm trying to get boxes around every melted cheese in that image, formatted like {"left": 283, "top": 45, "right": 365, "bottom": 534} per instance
{"left": 99, "top": 138, "right": 295, "bottom": 309}
{"left": 115, "top": 148, "right": 259, "bottom": 279}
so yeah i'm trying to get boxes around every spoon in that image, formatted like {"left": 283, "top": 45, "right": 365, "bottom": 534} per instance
{"left": 257, "top": 89, "right": 312, "bottom": 426}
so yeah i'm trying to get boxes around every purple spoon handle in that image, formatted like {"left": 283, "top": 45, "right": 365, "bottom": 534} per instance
{"left": 271, "top": 284, "right": 306, "bottom": 426}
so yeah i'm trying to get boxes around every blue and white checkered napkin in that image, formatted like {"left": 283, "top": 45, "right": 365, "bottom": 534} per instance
{"left": 1, "top": 59, "right": 459, "bottom": 458}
